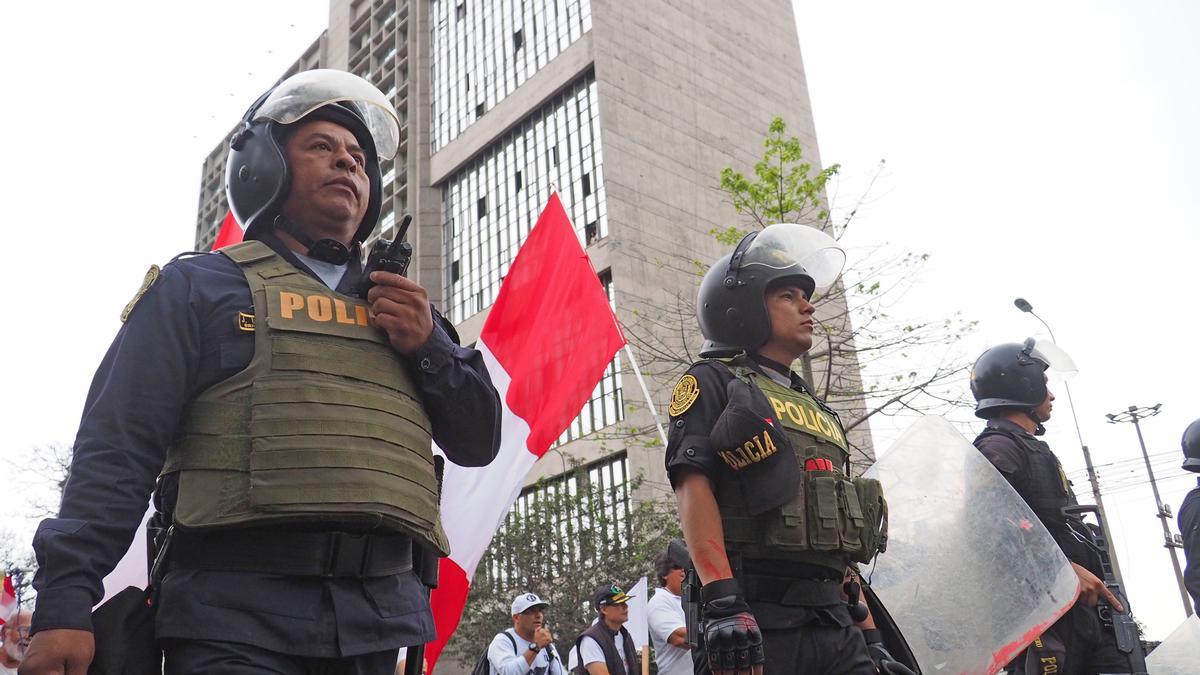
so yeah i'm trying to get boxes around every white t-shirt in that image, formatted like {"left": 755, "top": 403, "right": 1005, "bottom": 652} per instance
{"left": 578, "top": 630, "right": 630, "bottom": 673}
{"left": 489, "top": 628, "right": 564, "bottom": 675}
{"left": 0, "top": 663, "right": 17, "bottom": 675}
{"left": 647, "top": 588, "right": 691, "bottom": 675}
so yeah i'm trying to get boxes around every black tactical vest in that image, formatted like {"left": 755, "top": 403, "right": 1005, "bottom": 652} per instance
{"left": 712, "top": 358, "right": 887, "bottom": 572}
{"left": 161, "top": 241, "right": 448, "bottom": 554}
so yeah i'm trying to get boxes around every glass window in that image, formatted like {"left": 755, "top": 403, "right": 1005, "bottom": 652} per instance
{"left": 442, "top": 75, "right": 607, "bottom": 325}
{"left": 431, "top": 0, "right": 593, "bottom": 150}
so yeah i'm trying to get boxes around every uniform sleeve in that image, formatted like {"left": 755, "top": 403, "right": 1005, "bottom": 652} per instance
{"left": 488, "top": 632, "right": 528, "bottom": 675}
{"left": 30, "top": 264, "right": 201, "bottom": 634}
{"left": 665, "top": 363, "right": 730, "bottom": 487}
{"left": 407, "top": 308, "right": 501, "bottom": 467}
{"left": 974, "top": 434, "right": 1025, "bottom": 485}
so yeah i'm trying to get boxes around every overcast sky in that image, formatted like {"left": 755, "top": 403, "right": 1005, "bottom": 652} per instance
{"left": 1, "top": 0, "right": 1196, "bottom": 644}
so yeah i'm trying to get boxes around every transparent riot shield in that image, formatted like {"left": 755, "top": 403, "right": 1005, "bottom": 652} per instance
{"left": 863, "top": 416, "right": 1080, "bottom": 674}
{"left": 1146, "top": 613, "right": 1200, "bottom": 674}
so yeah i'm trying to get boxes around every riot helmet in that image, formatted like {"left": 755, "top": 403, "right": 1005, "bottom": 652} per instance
{"left": 697, "top": 223, "right": 845, "bottom": 353}
{"left": 971, "top": 338, "right": 1077, "bottom": 433}
{"left": 225, "top": 69, "right": 400, "bottom": 259}
{"left": 1182, "top": 418, "right": 1200, "bottom": 472}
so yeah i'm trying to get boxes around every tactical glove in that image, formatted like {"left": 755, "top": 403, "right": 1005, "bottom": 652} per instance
{"left": 863, "top": 629, "right": 916, "bottom": 675}
{"left": 701, "top": 578, "right": 765, "bottom": 671}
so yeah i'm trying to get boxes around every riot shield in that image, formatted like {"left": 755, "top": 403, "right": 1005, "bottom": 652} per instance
{"left": 1146, "top": 613, "right": 1200, "bottom": 674}
{"left": 863, "top": 416, "right": 1079, "bottom": 674}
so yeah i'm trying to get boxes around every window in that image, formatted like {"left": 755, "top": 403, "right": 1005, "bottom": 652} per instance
{"left": 442, "top": 76, "right": 608, "bottom": 324}
{"left": 431, "top": 0, "right": 594, "bottom": 150}
{"left": 582, "top": 172, "right": 591, "bottom": 197}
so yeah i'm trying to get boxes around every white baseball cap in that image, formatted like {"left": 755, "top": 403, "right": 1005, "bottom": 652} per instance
{"left": 511, "top": 592, "right": 549, "bottom": 615}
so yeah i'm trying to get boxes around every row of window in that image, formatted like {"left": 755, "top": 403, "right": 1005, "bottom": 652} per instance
{"left": 430, "top": 0, "right": 592, "bottom": 150}
{"left": 441, "top": 75, "right": 607, "bottom": 324}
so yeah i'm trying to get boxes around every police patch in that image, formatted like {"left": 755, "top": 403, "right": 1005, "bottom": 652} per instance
{"left": 669, "top": 374, "right": 700, "bottom": 416}
{"left": 120, "top": 265, "right": 161, "bottom": 323}
{"left": 238, "top": 312, "right": 255, "bottom": 332}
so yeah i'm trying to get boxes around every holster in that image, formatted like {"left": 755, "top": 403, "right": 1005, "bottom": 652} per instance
{"left": 88, "top": 514, "right": 167, "bottom": 675}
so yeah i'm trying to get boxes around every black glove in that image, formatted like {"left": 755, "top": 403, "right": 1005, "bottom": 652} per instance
{"left": 701, "top": 578, "right": 764, "bottom": 671}
{"left": 863, "top": 629, "right": 915, "bottom": 675}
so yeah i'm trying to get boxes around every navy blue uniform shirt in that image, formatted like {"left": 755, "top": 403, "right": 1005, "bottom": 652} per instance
{"left": 1179, "top": 479, "right": 1200, "bottom": 613}
{"left": 30, "top": 235, "right": 501, "bottom": 656}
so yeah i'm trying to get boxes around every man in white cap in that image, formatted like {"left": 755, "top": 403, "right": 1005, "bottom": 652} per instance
{"left": 488, "top": 592, "right": 563, "bottom": 675}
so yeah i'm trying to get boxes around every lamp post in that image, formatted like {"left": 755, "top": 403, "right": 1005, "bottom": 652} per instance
{"left": 1012, "top": 297, "right": 1125, "bottom": 586}
{"left": 1107, "top": 404, "right": 1194, "bottom": 617}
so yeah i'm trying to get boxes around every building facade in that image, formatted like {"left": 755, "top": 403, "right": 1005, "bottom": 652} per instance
{"left": 194, "top": 0, "right": 872, "bottom": 666}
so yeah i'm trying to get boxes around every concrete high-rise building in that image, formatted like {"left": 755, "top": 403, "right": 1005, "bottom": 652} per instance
{"left": 195, "top": 0, "right": 872, "bottom": 664}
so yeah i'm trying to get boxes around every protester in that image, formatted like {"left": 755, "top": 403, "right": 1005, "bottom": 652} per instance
{"left": 647, "top": 545, "right": 690, "bottom": 675}
{"left": 488, "top": 592, "right": 563, "bottom": 675}
{"left": 572, "top": 584, "right": 637, "bottom": 675}
{"left": 2, "top": 609, "right": 31, "bottom": 675}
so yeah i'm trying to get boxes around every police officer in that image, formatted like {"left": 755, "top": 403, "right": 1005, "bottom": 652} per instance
{"left": 21, "top": 70, "right": 501, "bottom": 674}
{"left": 1178, "top": 418, "right": 1200, "bottom": 613}
{"left": 665, "top": 224, "right": 898, "bottom": 674}
{"left": 970, "top": 340, "right": 1132, "bottom": 674}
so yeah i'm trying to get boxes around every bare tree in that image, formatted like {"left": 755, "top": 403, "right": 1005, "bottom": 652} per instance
{"left": 24, "top": 442, "right": 73, "bottom": 519}
{"left": 616, "top": 117, "right": 976, "bottom": 469}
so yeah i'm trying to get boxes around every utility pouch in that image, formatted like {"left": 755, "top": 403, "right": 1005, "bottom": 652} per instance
{"left": 838, "top": 479, "right": 865, "bottom": 553}
{"left": 763, "top": 485, "right": 809, "bottom": 550}
{"left": 851, "top": 477, "right": 888, "bottom": 561}
{"left": 808, "top": 473, "right": 843, "bottom": 550}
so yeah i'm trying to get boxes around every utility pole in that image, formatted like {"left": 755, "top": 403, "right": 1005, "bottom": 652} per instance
{"left": 1106, "top": 403, "right": 1194, "bottom": 617}
{"left": 1013, "top": 298, "right": 1125, "bottom": 585}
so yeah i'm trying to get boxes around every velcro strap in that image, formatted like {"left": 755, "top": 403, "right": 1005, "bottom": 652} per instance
{"left": 170, "top": 529, "right": 414, "bottom": 578}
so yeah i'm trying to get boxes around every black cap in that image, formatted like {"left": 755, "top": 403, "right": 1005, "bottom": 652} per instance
{"left": 594, "top": 583, "right": 634, "bottom": 609}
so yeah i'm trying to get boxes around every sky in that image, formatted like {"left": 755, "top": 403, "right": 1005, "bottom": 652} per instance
{"left": 0, "top": 0, "right": 1195, "bottom": 645}
{"left": 793, "top": 0, "right": 1200, "bottom": 641}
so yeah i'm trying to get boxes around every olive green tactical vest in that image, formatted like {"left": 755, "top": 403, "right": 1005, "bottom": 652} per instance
{"left": 161, "top": 241, "right": 449, "bottom": 555}
{"left": 717, "top": 360, "right": 886, "bottom": 571}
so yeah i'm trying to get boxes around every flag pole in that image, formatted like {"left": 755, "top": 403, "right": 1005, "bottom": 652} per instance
{"left": 622, "top": 344, "right": 669, "bottom": 447}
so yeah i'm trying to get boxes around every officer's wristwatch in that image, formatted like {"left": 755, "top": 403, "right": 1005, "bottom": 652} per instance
{"left": 528, "top": 643, "right": 541, "bottom": 652}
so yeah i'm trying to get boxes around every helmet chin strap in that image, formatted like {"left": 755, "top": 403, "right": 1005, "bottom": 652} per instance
{"left": 1026, "top": 409, "right": 1047, "bottom": 436}
{"left": 273, "top": 215, "right": 355, "bottom": 265}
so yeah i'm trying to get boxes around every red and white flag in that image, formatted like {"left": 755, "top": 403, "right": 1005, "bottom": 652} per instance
{"left": 211, "top": 210, "right": 244, "bottom": 250}
{"left": 425, "top": 193, "right": 626, "bottom": 671}
{"left": 0, "top": 574, "right": 16, "bottom": 623}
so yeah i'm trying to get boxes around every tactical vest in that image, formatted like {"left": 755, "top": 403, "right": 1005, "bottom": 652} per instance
{"left": 714, "top": 359, "right": 886, "bottom": 571}
{"left": 975, "top": 425, "right": 1099, "bottom": 570}
{"left": 976, "top": 426, "right": 1076, "bottom": 529}
{"left": 161, "top": 241, "right": 449, "bottom": 554}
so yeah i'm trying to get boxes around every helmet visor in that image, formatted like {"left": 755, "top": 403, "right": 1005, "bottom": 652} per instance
{"left": 1025, "top": 338, "right": 1078, "bottom": 378}
{"left": 741, "top": 223, "right": 846, "bottom": 293}
{"left": 255, "top": 69, "right": 401, "bottom": 160}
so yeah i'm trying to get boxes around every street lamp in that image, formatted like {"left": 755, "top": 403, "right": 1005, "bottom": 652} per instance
{"left": 1107, "top": 404, "right": 1194, "bottom": 617}
{"left": 1012, "top": 297, "right": 1125, "bottom": 586}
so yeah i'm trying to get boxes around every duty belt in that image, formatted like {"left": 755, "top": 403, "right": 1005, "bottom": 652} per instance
{"left": 741, "top": 574, "right": 843, "bottom": 606}
{"left": 171, "top": 529, "right": 414, "bottom": 578}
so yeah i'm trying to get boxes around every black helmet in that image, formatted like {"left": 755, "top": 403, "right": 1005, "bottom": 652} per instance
{"left": 971, "top": 337, "right": 1076, "bottom": 423}
{"left": 225, "top": 69, "right": 400, "bottom": 248}
{"left": 1182, "top": 418, "right": 1200, "bottom": 472}
{"left": 697, "top": 223, "right": 845, "bottom": 352}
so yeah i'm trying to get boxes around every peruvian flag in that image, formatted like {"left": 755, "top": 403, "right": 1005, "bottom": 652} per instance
{"left": 425, "top": 193, "right": 626, "bottom": 671}
{"left": 0, "top": 574, "right": 15, "bottom": 624}
{"left": 211, "top": 210, "right": 244, "bottom": 250}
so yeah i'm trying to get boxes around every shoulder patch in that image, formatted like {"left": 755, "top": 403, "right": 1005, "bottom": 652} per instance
{"left": 120, "top": 265, "right": 161, "bottom": 322}
{"left": 669, "top": 374, "right": 701, "bottom": 417}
